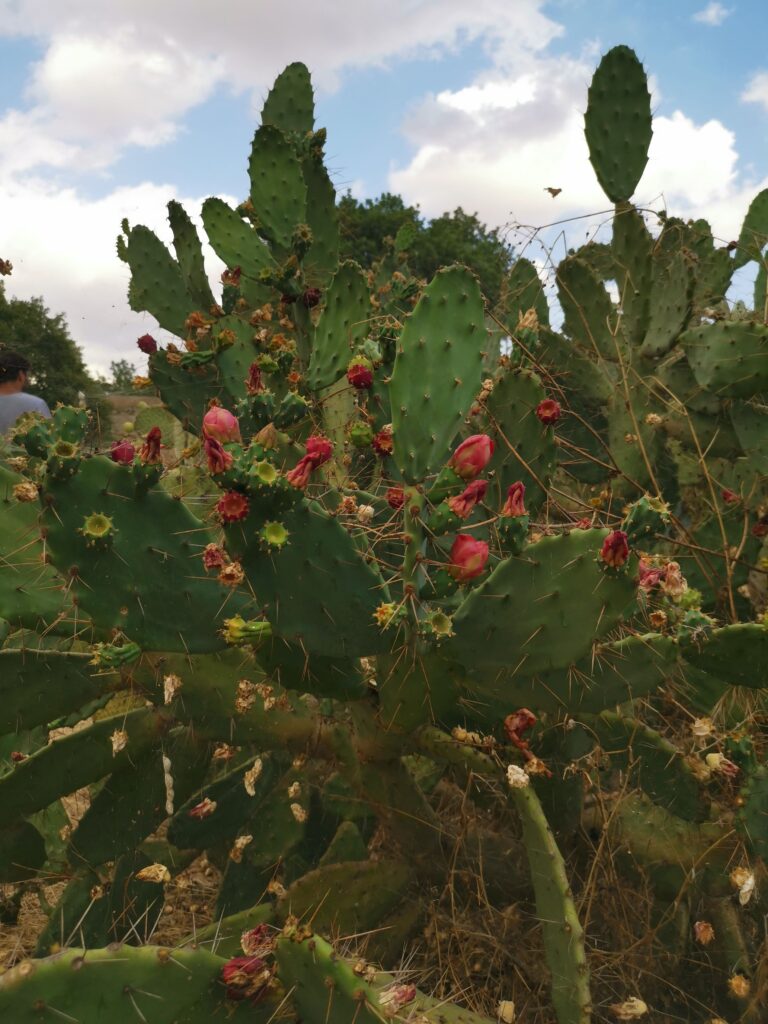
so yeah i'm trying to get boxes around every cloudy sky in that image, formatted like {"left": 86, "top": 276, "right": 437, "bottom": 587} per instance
{"left": 1, "top": 0, "right": 767, "bottom": 377}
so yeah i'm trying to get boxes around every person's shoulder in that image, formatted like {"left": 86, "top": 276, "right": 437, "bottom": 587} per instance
{"left": 26, "top": 394, "right": 52, "bottom": 418}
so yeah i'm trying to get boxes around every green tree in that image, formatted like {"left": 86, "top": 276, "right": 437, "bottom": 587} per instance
{"left": 337, "top": 193, "right": 514, "bottom": 304}
{"left": 0, "top": 283, "right": 96, "bottom": 408}
{"left": 109, "top": 359, "right": 137, "bottom": 392}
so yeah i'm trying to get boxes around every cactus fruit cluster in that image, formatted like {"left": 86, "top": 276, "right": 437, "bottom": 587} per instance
{"left": 0, "top": 47, "right": 766, "bottom": 1024}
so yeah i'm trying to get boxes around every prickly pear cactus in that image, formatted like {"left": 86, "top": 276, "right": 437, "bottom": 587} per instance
{"left": 0, "top": 44, "right": 766, "bottom": 1024}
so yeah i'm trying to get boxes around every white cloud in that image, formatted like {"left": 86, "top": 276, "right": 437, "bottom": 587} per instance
{"left": 390, "top": 52, "right": 757, "bottom": 259}
{"left": 692, "top": 2, "right": 732, "bottom": 26}
{"left": 742, "top": 70, "right": 768, "bottom": 112}
{"left": 0, "top": 178, "right": 230, "bottom": 377}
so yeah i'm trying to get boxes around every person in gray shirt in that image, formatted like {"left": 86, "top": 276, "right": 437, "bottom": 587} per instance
{"left": 0, "top": 350, "right": 52, "bottom": 434}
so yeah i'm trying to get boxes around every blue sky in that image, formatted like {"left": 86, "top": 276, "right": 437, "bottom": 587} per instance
{"left": 0, "top": 0, "right": 766, "bottom": 373}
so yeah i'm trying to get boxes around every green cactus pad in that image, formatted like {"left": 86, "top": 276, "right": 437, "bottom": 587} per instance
{"left": 67, "top": 728, "right": 209, "bottom": 868}
{"left": 201, "top": 196, "right": 277, "bottom": 279}
{"left": 120, "top": 224, "right": 192, "bottom": 339}
{"left": 391, "top": 266, "right": 486, "bottom": 483}
{"left": 168, "top": 751, "right": 284, "bottom": 850}
{"left": 0, "top": 708, "right": 165, "bottom": 830}
{"left": 584, "top": 45, "right": 652, "bottom": 203}
{"left": 261, "top": 62, "right": 315, "bottom": 134}
{"left": 585, "top": 711, "right": 706, "bottom": 820}
{"left": 680, "top": 623, "right": 768, "bottom": 687}
{"left": 0, "top": 821, "right": 46, "bottom": 882}
{"left": 557, "top": 256, "right": 616, "bottom": 361}
{"left": 680, "top": 320, "right": 768, "bottom": 398}
{"left": 508, "top": 784, "right": 591, "bottom": 1024}
{"left": 640, "top": 250, "right": 693, "bottom": 358}
{"left": 318, "top": 820, "right": 368, "bottom": 866}
{"left": 0, "top": 944, "right": 257, "bottom": 1022}
{"left": 307, "top": 261, "right": 371, "bottom": 389}
{"left": 0, "top": 651, "right": 108, "bottom": 734}
{"left": 275, "top": 859, "right": 413, "bottom": 934}
{"left": 167, "top": 199, "right": 216, "bottom": 310}
{"left": 737, "top": 764, "right": 768, "bottom": 860}
{"left": 230, "top": 499, "right": 388, "bottom": 658}
{"left": 248, "top": 124, "right": 307, "bottom": 250}
{"left": 447, "top": 529, "right": 637, "bottom": 675}
{"left": 612, "top": 203, "right": 653, "bottom": 347}
{"left": 733, "top": 187, "right": 768, "bottom": 268}
{"left": 506, "top": 256, "right": 549, "bottom": 328}
{"left": 0, "top": 466, "right": 71, "bottom": 631}
{"left": 302, "top": 156, "right": 340, "bottom": 286}
{"left": 477, "top": 366, "right": 556, "bottom": 514}
{"left": 41, "top": 456, "right": 253, "bottom": 652}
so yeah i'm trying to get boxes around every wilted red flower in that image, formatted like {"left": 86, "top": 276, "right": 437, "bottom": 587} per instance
{"left": 305, "top": 435, "right": 333, "bottom": 467}
{"left": 536, "top": 398, "right": 561, "bottom": 425}
{"left": 721, "top": 488, "right": 739, "bottom": 504}
{"left": 188, "top": 797, "right": 217, "bottom": 819}
{"left": 110, "top": 439, "right": 136, "bottom": 465}
{"left": 241, "top": 924, "right": 273, "bottom": 957}
{"left": 10, "top": 751, "right": 27, "bottom": 763}
{"left": 245, "top": 362, "right": 264, "bottom": 395}
{"left": 217, "top": 491, "right": 250, "bottom": 523}
{"left": 221, "top": 266, "right": 242, "bottom": 287}
{"left": 448, "top": 534, "right": 489, "bottom": 582}
{"left": 386, "top": 486, "right": 405, "bottom": 510}
{"left": 203, "top": 405, "right": 240, "bottom": 444}
{"left": 286, "top": 455, "right": 315, "bottom": 489}
{"left": 448, "top": 434, "right": 495, "bottom": 480}
{"left": 751, "top": 514, "right": 768, "bottom": 538}
{"left": 638, "top": 558, "right": 664, "bottom": 591}
{"left": 448, "top": 479, "right": 487, "bottom": 519}
{"left": 202, "top": 543, "right": 227, "bottom": 570}
{"left": 347, "top": 359, "right": 374, "bottom": 390}
{"left": 139, "top": 426, "right": 162, "bottom": 465}
{"left": 600, "top": 530, "right": 630, "bottom": 568}
{"left": 502, "top": 481, "right": 526, "bottom": 517}
{"left": 504, "top": 708, "right": 537, "bottom": 744}
{"left": 372, "top": 424, "right": 393, "bottom": 457}
{"left": 221, "top": 955, "right": 271, "bottom": 1002}
{"left": 302, "top": 287, "right": 321, "bottom": 308}
{"left": 205, "top": 437, "right": 234, "bottom": 474}
{"left": 136, "top": 333, "right": 158, "bottom": 354}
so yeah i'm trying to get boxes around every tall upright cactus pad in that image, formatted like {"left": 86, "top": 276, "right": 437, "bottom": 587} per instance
{"left": 509, "top": 784, "right": 591, "bottom": 1024}
{"left": 391, "top": 266, "right": 486, "bottom": 482}
{"left": 261, "top": 61, "right": 315, "bottom": 134}
{"left": 167, "top": 199, "right": 216, "bottom": 311}
{"left": 248, "top": 124, "right": 307, "bottom": 250}
{"left": 584, "top": 45, "right": 652, "bottom": 203}
{"left": 201, "top": 197, "right": 277, "bottom": 279}
{"left": 307, "top": 261, "right": 371, "bottom": 389}
{"left": 118, "top": 224, "right": 192, "bottom": 338}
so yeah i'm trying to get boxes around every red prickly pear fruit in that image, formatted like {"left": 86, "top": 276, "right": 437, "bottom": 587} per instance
{"left": 346, "top": 357, "right": 374, "bottom": 390}
{"left": 536, "top": 398, "right": 561, "bottom": 425}
{"left": 448, "top": 434, "right": 494, "bottom": 480}
{"left": 204, "top": 437, "right": 233, "bottom": 474}
{"left": 600, "top": 529, "right": 629, "bottom": 568}
{"left": 136, "top": 333, "right": 157, "bottom": 354}
{"left": 502, "top": 481, "right": 526, "bottom": 517}
{"left": 202, "top": 404, "right": 241, "bottom": 443}
{"left": 386, "top": 486, "right": 405, "bottom": 510}
{"left": 110, "top": 439, "right": 136, "bottom": 465}
{"left": 448, "top": 533, "right": 489, "bottom": 581}
{"left": 448, "top": 479, "right": 488, "bottom": 519}
{"left": 216, "top": 491, "right": 250, "bottom": 523}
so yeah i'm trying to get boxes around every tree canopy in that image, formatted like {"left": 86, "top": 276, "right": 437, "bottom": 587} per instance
{"left": 337, "top": 193, "right": 514, "bottom": 305}
{"left": 0, "top": 283, "right": 95, "bottom": 408}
